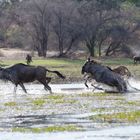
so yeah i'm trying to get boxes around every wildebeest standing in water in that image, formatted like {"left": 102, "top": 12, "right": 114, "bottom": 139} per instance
{"left": 82, "top": 58, "right": 127, "bottom": 93}
{"left": 0, "top": 63, "right": 65, "bottom": 94}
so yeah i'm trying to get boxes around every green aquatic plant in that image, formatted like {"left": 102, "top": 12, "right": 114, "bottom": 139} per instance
{"left": 125, "top": 101, "right": 140, "bottom": 106}
{"left": 47, "top": 95, "right": 66, "bottom": 104}
{"left": 79, "top": 92, "right": 116, "bottom": 97}
{"left": 32, "top": 98, "right": 46, "bottom": 106}
{"left": 47, "top": 95, "right": 64, "bottom": 100}
{"left": 89, "top": 110, "right": 140, "bottom": 123}
{"left": 91, "top": 108, "right": 108, "bottom": 113}
{"left": 4, "top": 102, "right": 17, "bottom": 106}
{"left": 12, "top": 125, "right": 81, "bottom": 133}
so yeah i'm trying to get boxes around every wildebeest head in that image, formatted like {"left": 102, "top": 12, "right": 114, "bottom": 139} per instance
{"left": 81, "top": 58, "right": 98, "bottom": 74}
{"left": 82, "top": 58, "right": 91, "bottom": 74}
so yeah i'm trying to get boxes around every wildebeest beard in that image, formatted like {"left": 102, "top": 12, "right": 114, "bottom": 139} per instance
{"left": 82, "top": 60, "right": 127, "bottom": 93}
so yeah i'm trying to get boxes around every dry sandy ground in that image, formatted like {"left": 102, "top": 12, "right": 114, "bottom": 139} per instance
{"left": 0, "top": 48, "right": 30, "bottom": 60}
{"left": 0, "top": 48, "right": 58, "bottom": 60}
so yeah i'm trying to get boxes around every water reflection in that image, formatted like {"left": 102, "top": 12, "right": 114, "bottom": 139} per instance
{"left": 0, "top": 113, "right": 94, "bottom": 131}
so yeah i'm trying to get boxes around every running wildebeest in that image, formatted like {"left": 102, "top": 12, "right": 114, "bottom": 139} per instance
{"left": 133, "top": 56, "right": 140, "bottom": 64}
{"left": 84, "top": 65, "right": 131, "bottom": 89}
{"left": 0, "top": 63, "right": 65, "bottom": 94}
{"left": 82, "top": 58, "right": 127, "bottom": 93}
{"left": 26, "top": 54, "right": 32, "bottom": 65}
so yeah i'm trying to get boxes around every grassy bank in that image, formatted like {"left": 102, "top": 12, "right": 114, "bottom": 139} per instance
{"left": 0, "top": 57, "right": 140, "bottom": 83}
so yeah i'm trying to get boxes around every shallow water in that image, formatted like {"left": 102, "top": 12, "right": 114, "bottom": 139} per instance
{"left": 0, "top": 79, "right": 140, "bottom": 140}
{"left": 0, "top": 125, "right": 140, "bottom": 140}
{"left": 0, "top": 77, "right": 140, "bottom": 95}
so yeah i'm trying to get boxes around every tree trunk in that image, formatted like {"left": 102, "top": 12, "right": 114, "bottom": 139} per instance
{"left": 98, "top": 42, "right": 102, "bottom": 57}
{"left": 105, "top": 42, "right": 121, "bottom": 56}
{"left": 98, "top": 38, "right": 105, "bottom": 57}
{"left": 58, "top": 38, "right": 64, "bottom": 56}
{"left": 64, "top": 38, "right": 75, "bottom": 55}
{"left": 86, "top": 41, "right": 95, "bottom": 57}
{"left": 105, "top": 43, "right": 113, "bottom": 56}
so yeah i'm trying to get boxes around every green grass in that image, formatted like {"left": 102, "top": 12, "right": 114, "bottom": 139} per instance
{"left": 4, "top": 102, "right": 17, "bottom": 106}
{"left": 46, "top": 95, "right": 77, "bottom": 104}
{"left": 1, "top": 57, "right": 140, "bottom": 82}
{"left": 32, "top": 98, "right": 46, "bottom": 106}
{"left": 1, "top": 58, "right": 84, "bottom": 67}
{"left": 47, "top": 95, "right": 64, "bottom": 100}
{"left": 121, "top": 101, "right": 140, "bottom": 106}
{"left": 89, "top": 110, "right": 140, "bottom": 123}
{"left": 12, "top": 125, "right": 81, "bottom": 133}
{"left": 91, "top": 108, "right": 111, "bottom": 113}
{"left": 79, "top": 92, "right": 115, "bottom": 97}
{"left": 0, "top": 57, "right": 135, "bottom": 67}
{"left": 103, "top": 57, "right": 133, "bottom": 65}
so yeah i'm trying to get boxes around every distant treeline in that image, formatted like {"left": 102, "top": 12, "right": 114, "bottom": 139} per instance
{"left": 0, "top": 0, "right": 140, "bottom": 57}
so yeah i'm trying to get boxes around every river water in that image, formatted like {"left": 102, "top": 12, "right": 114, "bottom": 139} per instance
{"left": 0, "top": 78, "right": 140, "bottom": 140}
{"left": 0, "top": 125, "right": 139, "bottom": 140}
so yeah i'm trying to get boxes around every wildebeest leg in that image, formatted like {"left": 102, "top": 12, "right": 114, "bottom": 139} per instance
{"left": 116, "top": 80, "right": 127, "bottom": 93}
{"left": 84, "top": 79, "right": 89, "bottom": 88}
{"left": 39, "top": 80, "right": 52, "bottom": 94}
{"left": 84, "top": 74, "right": 92, "bottom": 88}
{"left": 44, "top": 83, "right": 52, "bottom": 94}
{"left": 14, "top": 84, "right": 18, "bottom": 94}
{"left": 91, "top": 83, "right": 104, "bottom": 91}
{"left": 19, "top": 83, "right": 27, "bottom": 93}
{"left": 46, "top": 77, "right": 51, "bottom": 84}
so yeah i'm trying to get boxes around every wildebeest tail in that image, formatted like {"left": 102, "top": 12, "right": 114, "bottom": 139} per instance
{"left": 46, "top": 69, "right": 65, "bottom": 79}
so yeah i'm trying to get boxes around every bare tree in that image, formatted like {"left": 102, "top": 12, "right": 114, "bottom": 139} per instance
{"left": 0, "top": 1, "right": 15, "bottom": 47}
{"left": 52, "top": 0, "right": 80, "bottom": 57}
{"left": 27, "top": 0, "right": 51, "bottom": 57}
{"left": 0, "top": 0, "right": 139, "bottom": 58}
{"left": 104, "top": 3, "right": 140, "bottom": 57}
{"left": 0, "top": 0, "right": 27, "bottom": 48}
{"left": 77, "top": 0, "right": 123, "bottom": 57}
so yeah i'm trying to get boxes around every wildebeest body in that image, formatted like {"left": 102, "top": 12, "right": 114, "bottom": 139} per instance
{"left": 133, "top": 56, "right": 140, "bottom": 64}
{"left": 82, "top": 60, "right": 127, "bottom": 93}
{"left": 86, "top": 64, "right": 124, "bottom": 87}
{"left": 0, "top": 63, "right": 65, "bottom": 93}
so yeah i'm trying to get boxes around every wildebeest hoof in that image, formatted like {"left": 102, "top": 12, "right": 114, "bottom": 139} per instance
{"left": 49, "top": 90, "right": 53, "bottom": 94}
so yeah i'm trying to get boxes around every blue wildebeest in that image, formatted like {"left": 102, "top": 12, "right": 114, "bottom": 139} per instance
{"left": 82, "top": 58, "right": 127, "bottom": 93}
{"left": 133, "top": 56, "right": 140, "bottom": 64}
{"left": 0, "top": 63, "right": 65, "bottom": 94}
